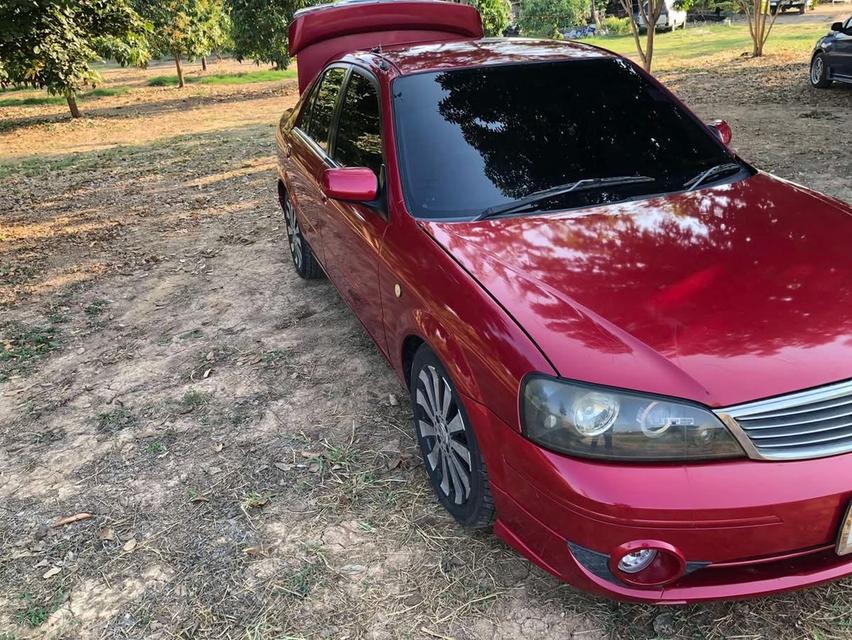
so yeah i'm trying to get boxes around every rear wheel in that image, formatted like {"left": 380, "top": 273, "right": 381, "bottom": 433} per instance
{"left": 810, "top": 53, "right": 832, "bottom": 89}
{"left": 410, "top": 346, "right": 495, "bottom": 529}
{"left": 281, "top": 187, "right": 323, "bottom": 279}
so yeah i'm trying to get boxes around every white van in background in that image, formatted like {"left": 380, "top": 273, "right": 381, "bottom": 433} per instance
{"left": 635, "top": 0, "right": 688, "bottom": 31}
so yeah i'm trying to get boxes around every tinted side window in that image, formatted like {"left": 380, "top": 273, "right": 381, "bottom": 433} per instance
{"left": 295, "top": 88, "right": 316, "bottom": 131}
{"left": 333, "top": 72, "right": 383, "bottom": 177}
{"left": 305, "top": 67, "right": 346, "bottom": 151}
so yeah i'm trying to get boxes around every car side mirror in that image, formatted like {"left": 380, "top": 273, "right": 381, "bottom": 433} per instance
{"left": 830, "top": 21, "right": 842, "bottom": 31}
{"left": 322, "top": 167, "right": 378, "bottom": 202}
{"left": 708, "top": 119, "right": 732, "bottom": 146}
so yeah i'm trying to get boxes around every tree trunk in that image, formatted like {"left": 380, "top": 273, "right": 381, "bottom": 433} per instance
{"left": 644, "top": 25, "right": 656, "bottom": 71}
{"left": 66, "top": 93, "right": 82, "bottom": 118}
{"left": 591, "top": 1, "right": 602, "bottom": 28}
{"left": 174, "top": 52, "right": 185, "bottom": 88}
{"left": 201, "top": 56, "right": 207, "bottom": 71}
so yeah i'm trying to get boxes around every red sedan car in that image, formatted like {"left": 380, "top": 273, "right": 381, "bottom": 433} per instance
{"left": 277, "top": 0, "right": 852, "bottom": 603}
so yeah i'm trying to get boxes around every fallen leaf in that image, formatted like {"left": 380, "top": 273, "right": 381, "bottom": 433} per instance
{"left": 339, "top": 564, "right": 366, "bottom": 574}
{"left": 98, "top": 527, "right": 115, "bottom": 541}
{"left": 190, "top": 494, "right": 209, "bottom": 503}
{"left": 243, "top": 546, "right": 267, "bottom": 557}
{"left": 274, "top": 461, "right": 293, "bottom": 472}
{"left": 202, "top": 368, "right": 211, "bottom": 379}
{"left": 43, "top": 566, "right": 61, "bottom": 579}
{"left": 122, "top": 538, "right": 138, "bottom": 552}
{"left": 53, "top": 513, "right": 93, "bottom": 528}
{"left": 214, "top": 442, "right": 224, "bottom": 452}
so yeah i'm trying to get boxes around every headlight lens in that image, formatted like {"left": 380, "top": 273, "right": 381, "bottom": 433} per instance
{"left": 521, "top": 377, "right": 744, "bottom": 461}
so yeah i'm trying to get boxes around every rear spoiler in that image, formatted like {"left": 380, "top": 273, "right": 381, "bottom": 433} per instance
{"left": 288, "top": 0, "right": 484, "bottom": 92}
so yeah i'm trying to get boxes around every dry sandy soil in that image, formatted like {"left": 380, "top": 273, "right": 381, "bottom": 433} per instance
{"left": 0, "top": 45, "right": 851, "bottom": 640}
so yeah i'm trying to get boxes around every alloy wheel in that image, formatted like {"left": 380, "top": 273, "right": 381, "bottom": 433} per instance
{"left": 811, "top": 56, "right": 824, "bottom": 86}
{"left": 415, "top": 365, "right": 472, "bottom": 505}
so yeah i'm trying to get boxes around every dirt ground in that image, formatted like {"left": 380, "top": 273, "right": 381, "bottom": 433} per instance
{"left": 1, "top": 43, "right": 851, "bottom": 640}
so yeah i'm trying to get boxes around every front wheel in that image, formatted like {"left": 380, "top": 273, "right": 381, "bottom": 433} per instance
{"left": 810, "top": 53, "right": 832, "bottom": 89}
{"left": 410, "top": 346, "right": 495, "bottom": 529}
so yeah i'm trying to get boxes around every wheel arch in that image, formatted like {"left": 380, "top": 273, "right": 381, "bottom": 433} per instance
{"left": 401, "top": 334, "right": 425, "bottom": 389}
{"left": 277, "top": 178, "right": 288, "bottom": 208}
{"left": 397, "top": 319, "right": 481, "bottom": 403}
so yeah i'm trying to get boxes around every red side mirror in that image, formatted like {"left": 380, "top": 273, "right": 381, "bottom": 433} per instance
{"left": 322, "top": 167, "right": 378, "bottom": 202}
{"left": 708, "top": 119, "right": 732, "bottom": 146}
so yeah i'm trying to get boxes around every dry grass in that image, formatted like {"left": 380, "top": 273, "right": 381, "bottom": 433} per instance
{"left": 0, "top": 52, "right": 851, "bottom": 640}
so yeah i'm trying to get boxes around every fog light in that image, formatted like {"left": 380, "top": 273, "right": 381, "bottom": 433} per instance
{"left": 609, "top": 540, "right": 687, "bottom": 587}
{"left": 617, "top": 549, "right": 658, "bottom": 574}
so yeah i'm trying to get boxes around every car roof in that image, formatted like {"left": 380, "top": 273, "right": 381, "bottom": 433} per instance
{"left": 345, "top": 37, "right": 616, "bottom": 77}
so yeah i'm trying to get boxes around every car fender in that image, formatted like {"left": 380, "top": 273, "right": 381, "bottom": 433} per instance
{"left": 379, "top": 220, "right": 557, "bottom": 431}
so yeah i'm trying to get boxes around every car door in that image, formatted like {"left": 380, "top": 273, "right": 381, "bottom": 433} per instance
{"left": 323, "top": 67, "right": 390, "bottom": 355}
{"left": 834, "top": 17, "right": 852, "bottom": 79}
{"left": 285, "top": 66, "right": 348, "bottom": 265}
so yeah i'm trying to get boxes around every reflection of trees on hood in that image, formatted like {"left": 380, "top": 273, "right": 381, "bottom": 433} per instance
{"left": 438, "top": 181, "right": 852, "bottom": 358}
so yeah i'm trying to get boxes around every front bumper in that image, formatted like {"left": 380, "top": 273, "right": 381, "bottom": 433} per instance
{"left": 467, "top": 400, "right": 852, "bottom": 603}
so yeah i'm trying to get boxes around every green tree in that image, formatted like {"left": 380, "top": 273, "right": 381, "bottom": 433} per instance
{"left": 0, "top": 0, "right": 149, "bottom": 118}
{"left": 518, "top": 0, "right": 590, "bottom": 38}
{"left": 136, "top": 0, "right": 225, "bottom": 87}
{"left": 227, "top": 0, "right": 305, "bottom": 70}
{"left": 473, "top": 0, "right": 512, "bottom": 36}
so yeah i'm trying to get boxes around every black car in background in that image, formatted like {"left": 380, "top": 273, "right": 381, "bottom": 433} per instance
{"left": 811, "top": 17, "right": 852, "bottom": 88}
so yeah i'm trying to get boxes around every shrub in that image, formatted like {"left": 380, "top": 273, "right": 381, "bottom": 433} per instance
{"left": 602, "top": 16, "right": 632, "bottom": 34}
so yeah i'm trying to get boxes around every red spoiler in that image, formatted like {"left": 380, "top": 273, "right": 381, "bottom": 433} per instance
{"left": 288, "top": 0, "right": 484, "bottom": 92}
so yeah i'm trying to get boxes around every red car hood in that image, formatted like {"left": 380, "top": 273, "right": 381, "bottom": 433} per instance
{"left": 422, "top": 173, "right": 852, "bottom": 407}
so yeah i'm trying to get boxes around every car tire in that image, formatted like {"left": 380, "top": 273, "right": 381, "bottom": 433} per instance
{"left": 280, "top": 185, "right": 323, "bottom": 279}
{"left": 410, "top": 345, "right": 495, "bottom": 529}
{"left": 810, "top": 53, "right": 832, "bottom": 89}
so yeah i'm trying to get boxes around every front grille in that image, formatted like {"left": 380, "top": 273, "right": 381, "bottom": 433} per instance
{"left": 717, "top": 380, "right": 852, "bottom": 461}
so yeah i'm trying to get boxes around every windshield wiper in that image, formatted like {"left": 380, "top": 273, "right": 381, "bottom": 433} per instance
{"left": 472, "top": 175, "right": 656, "bottom": 221}
{"left": 683, "top": 162, "right": 742, "bottom": 191}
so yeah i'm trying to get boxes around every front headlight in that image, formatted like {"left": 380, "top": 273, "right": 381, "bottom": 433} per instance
{"left": 521, "top": 377, "right": 744, "bottom": 461}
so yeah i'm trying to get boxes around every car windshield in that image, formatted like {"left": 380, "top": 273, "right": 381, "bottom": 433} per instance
{"left": 392, "top": 58, "right": 745, "bottom": 219}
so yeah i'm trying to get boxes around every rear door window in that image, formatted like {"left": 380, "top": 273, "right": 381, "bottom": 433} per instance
{"left": 333, "top": 71, "right": 383, "bottom": 178}
{"left": 303, "top": 67, "right": 346, "bottom": 152}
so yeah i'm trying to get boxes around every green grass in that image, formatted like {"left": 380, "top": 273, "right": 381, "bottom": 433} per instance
{"left": 147, "top": 441, "right": 165, "bottom": 455}
{"left": 586, "top": 20, "right": 830, "bottom": 64}
{"left": 147, "top": 68, "right": 296, "bottom": 87}
{"left": 180, "top": 389, "right": 210, "bottom": 411}
{"left": 96, "top": 407, "right": 137, "bottom": 433}
{"left": 0, "top": 324, "right": 60, "bottom": 366}
{"left": 83, "top": 298, "right": 109, "bottom": 316}
{"left": 0, "top": 86, "right": 130, "bottom": 108}
{"left": 14, "top": 592, "right": 64, "bottom": 628}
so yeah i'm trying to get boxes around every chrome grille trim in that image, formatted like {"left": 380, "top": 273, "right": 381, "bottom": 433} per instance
{"left": 715, "top": 379, "right": 852, "bottom": 461}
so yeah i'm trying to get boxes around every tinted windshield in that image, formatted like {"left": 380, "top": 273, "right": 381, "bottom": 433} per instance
{"left": 392, "top": 58, "right": 743, "bottom": 219}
